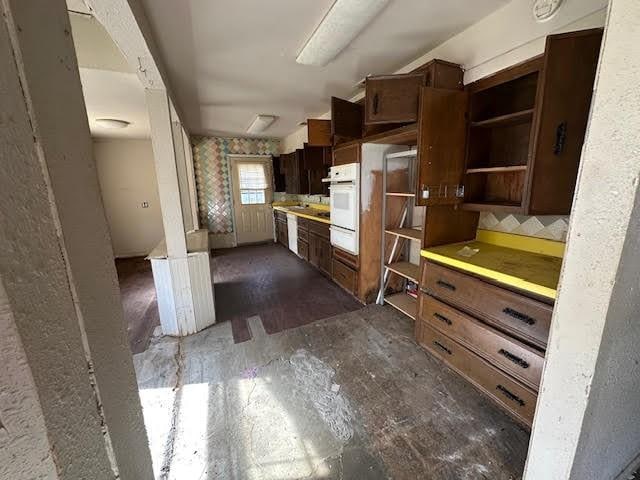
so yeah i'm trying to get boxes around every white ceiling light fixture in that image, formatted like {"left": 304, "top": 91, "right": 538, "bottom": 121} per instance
{"left": 247, "top": 115, "right": 277, "bottom": 134}
{"left": 95, "top": 118, "right": 130, "bottom": 129}
{"left": 296, "top": 0, "right": 390, "bottom": 67}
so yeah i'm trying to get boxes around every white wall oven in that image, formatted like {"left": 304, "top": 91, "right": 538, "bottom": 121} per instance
{"left": 328, "top": 163, "right": 360, "bottom": 255}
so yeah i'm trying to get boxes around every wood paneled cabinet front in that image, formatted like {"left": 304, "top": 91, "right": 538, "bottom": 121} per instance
{"left": 333, "top": 143, "right": 360, "bottom": 166}
{"left": 415, "top": 88, "right": 469, "bottom": 206}
{"left": 275, "top": 213, "right": 288, "bottom": 246}
{"left": 308, "top": 222, "right": 331, "bottom": 277}
{"left": 364, "top": 60, "right": 463, "bottom": 125}
{"left": 283, "top": 149, "right": 309, "bottom": 195}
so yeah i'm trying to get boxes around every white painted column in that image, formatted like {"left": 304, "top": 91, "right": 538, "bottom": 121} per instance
{"left": 0, "top": 1, "right": 153, "bottom": 478}
{"left": 147, "top": 89, "right": 215, "bottom": 335}
{"left": 524, "top": 1, "right": 640, "bottom": 479}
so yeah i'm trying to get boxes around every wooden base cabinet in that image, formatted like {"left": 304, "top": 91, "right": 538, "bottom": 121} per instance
{"left": 275, "top": 211, "right": 288, "bottom": 246}
{"left": 332, "top": 247, "right": 359, "bottom": 296}
{"left": 417, "top": 321, "right": 537, "bottom": 426}
{"left": 418, "top": 260, "right": 551, "bottom": 427}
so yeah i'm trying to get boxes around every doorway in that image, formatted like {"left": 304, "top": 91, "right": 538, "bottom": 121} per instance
{"left": 229, "top": 155, "right": 275, "bottom": 245}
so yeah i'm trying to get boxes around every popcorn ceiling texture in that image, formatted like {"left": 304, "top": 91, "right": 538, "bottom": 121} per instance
{"left": 191, "top": 136, "right": 281, "bottom": 233}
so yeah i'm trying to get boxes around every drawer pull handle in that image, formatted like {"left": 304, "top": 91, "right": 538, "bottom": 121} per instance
{"left": 498, "top": 349, "right": 530, "bottom": 369}
{"left": 503, "top": 307, "right": 536, "bottom": 325}
{"left": 433, "top": 341, "right": 452, "bottom": 355}
{"left": 496, "top": 384, "right": 525, "bottom": 407}
{"left": 433, "top": 312, "right": 452, "bottom": 326}
{"left": 373, "top": 93, "right": 379, "bottom": 115}
{"left": 436, "top": 280, "right": 456, "bottom": 291}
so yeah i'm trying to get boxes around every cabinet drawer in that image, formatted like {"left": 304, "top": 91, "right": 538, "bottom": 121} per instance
{"left": 419, "top": 294, "right": 544, "bottom": 391}
{"left": 297, "top": 226, "right": 309, "bottom": 243}
{"left": 297, "top": 239, "right": 308, "bottom": 261}
{"left": 423, "top": 261, "right": 552, "bottom": 348}
{"left": 333, "top": 143, "right": 360, "bottom": 166}
{"left": 308, "top": 220, "right": 330, "bottom": 239}
{"left": 333, "top": 247, "right": 358, "bottom": 270}
{"left": 332, "top": 259, "right": 357, "bottom": 295}
{"left": 274, "top": 210, "right": 287, "bottom": 222}
{"left": 417, "top": 322, "right": 536, "bottom": 426}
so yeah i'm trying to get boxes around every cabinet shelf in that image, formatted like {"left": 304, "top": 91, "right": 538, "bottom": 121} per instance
{"left": 465, "top": 165, "right": 528, "bottom": 175}
{"left": 471, "top": 109, "right": 534, "bottom": 128}
{"left": 385, "top": 261, "right": 420, "bottom": 282}
{"left": 385, "top": 228, "right": 422, "bottom": 241}
{"left": 385, "top": 292, "right": 417, "bottom": 320}
{"left": 386, "top": 192, "right": 416, "bottom": 197}
{"left": 462, "top": 201, "right": 523, "bottom": 213}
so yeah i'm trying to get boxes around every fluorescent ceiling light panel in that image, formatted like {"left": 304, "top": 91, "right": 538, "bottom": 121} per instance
{"left": 247, "top": 115, "right": 276, "bottom": 134}
{"left": 296, "top": 0, "right": 389, "bottom": 67}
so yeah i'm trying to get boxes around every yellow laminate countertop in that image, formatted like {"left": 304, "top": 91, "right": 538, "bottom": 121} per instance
{"left": 421, "top": 230, "right": 564, "bottom": 300}
{"left": 273, "top": 204, "right": 330, "bottom": 224}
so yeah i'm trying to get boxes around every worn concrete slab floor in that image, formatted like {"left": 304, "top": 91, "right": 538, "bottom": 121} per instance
{"left": 134, "top": 305, "right": 529, "bottom": 479}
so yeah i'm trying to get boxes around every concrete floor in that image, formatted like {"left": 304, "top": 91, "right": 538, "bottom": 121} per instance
{"left": 133, "top": 305, "right": 530, "bottom": 480}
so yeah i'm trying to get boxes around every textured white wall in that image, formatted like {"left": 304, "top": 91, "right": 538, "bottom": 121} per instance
{"left": 94, "top": 139, "right": 164, "bottom": 257}
{"left": 0, "top": 1, "right": 154, "bottom": 478}
{"left": 524, "top": 0, "right": 640, "bottom": 478}
{"left": 0, "top": 281, "right": 59, "bottom": 480}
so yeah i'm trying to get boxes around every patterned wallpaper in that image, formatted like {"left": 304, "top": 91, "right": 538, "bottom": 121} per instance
{"left": 191, "top": 136, "right": 280, "bottom": 233}
{"left": 478, "top": 212, "right": 570, "bottom": 242}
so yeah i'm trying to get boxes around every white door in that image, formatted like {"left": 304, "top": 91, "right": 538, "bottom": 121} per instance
{"left": 230, "top": 156, "right": 274, "bottom": 245}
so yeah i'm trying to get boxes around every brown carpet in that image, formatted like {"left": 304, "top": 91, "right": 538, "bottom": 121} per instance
{"left": 212, "top": 242, "right": 363, "bottom": 343}
{"left": 115, "top": 256, "right": 160, "bottom": 354}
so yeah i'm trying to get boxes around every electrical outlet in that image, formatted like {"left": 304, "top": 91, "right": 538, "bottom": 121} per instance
{"left": 141, "top": 201, "right": 149, "bottom": 208}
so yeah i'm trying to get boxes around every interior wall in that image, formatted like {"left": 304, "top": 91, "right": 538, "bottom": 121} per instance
{"left": 94, "top": 138, "right": 163, "bottom": 257}
{"left": 524, "top": 0, "right": 640, "bottom": 477}
{"left": 191, "top": 135, "right": 280, "bottom": 248}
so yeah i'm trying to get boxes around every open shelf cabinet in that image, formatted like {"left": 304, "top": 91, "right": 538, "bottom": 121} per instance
{"left": 377, "top": 148, "right": 422, "bottom": 320}
{"left": 462, "top": 29, "right": 603, "bottom": 215}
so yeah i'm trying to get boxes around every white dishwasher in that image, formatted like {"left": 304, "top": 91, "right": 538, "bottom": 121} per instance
{"left": 286, "top": 213, "right": 298, "bottom": 255}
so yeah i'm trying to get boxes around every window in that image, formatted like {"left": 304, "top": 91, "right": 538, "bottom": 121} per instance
{"left": 238, "top": 162, "right": 268, "bottom": 205}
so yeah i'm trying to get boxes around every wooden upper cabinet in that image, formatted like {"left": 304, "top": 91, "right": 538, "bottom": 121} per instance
{"left": 413, "top": 59, "right": 464, "bottom": 90}
{"left": 331, "top": 97, "right": 363, "bottom": 141}
{"left": 462, "top": 29, "right": 603, "bottom": 215}
{"left": 364, "top": 60, "right": 463, "bottom": 126}
{"left": 284, "top": 150, "right": 310, "bottom": 195}
{"left": 333, "top": 143, "right": 360, "bottom": 166}
{"left": 272, "top": 155, "right": 286, "bottom": 192}
{"left": 307, "top": 119, "right": 332, "bottom": 146}
{"left": 416, "top": 88, "right": 468, "bottom": 206}
{"left": 526, "top": 29, "right": 603, "bottom": 215}
{"left": 304, "top": 143, "right": 328, "bottom": 195}
{"left": 364, "top": 73, "right": 425, "bottom": 125}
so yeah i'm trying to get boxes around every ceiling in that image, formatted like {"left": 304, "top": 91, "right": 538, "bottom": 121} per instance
{"left": 138, "top": 0, "right": 509, "bottom": 139}
{"left": 67, "top": 8, "right": 150, "bottom": 139}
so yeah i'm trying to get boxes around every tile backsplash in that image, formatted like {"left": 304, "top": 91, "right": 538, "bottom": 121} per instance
{"left": 478, "top": 212, "right": 569, "bottom": 242}
{"left": 274, "top": 192, "right": 329, "bottom": 206}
